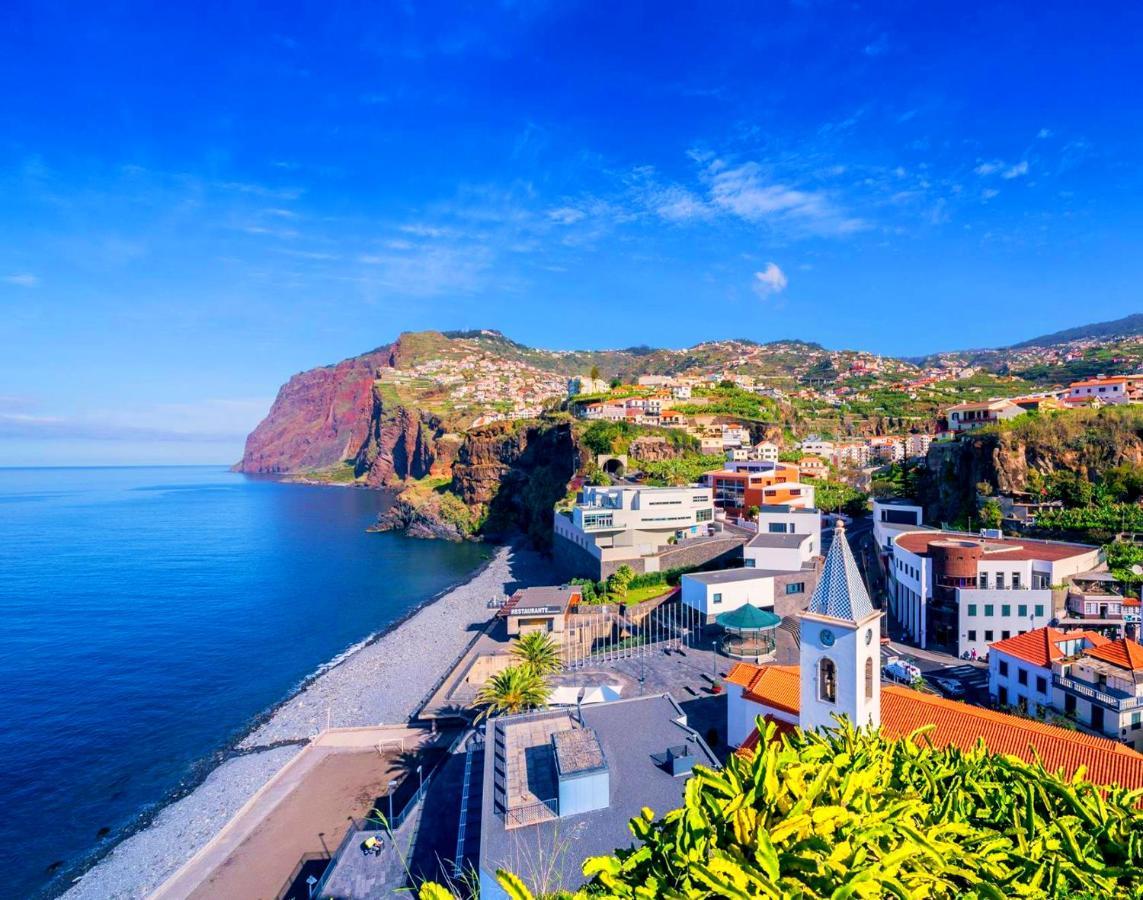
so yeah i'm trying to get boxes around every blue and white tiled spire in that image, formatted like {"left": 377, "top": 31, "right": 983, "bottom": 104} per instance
{"left": 806, "top": 519, "right": 875, "bottom": 622}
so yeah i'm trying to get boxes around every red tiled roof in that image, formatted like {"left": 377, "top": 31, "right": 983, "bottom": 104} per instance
{"left": 1085, "top": 638, "right": 1143, "bottom": 673}
{"left": 894, "top": 531, "right": 1097, "bottom": 562}
{"left": 1070, "top": 376, "right": 1129, "bottom": 388}
{"left": 990, "top": 627, "right": 1108, "bottom": 668}
{"left": 732, "top": 663, "right": 1143, "bottom": 789}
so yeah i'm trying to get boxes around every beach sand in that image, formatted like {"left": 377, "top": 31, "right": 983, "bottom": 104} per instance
{"left": 60, "top": 542, "right": 548, "bottom": 899}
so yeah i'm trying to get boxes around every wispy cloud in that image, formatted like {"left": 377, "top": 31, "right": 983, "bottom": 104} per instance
{"left": 1001, "top": 160, "right": 1029, "bottom": 179}
{"left": 863, "top": 34, "right": 889, "bottom": 57}
{"left": 2, "top": 273, "right": 40, "bottom": 287}
{"left": 974, "top": 160, "right": 1004, "bottom": 176}
{"left": 753, "top": 262, "right": 788, "bottom": 297}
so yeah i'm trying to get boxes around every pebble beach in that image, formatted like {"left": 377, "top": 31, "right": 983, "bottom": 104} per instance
{"left": 60, "top": 543, "right": 548, "bottom": 899}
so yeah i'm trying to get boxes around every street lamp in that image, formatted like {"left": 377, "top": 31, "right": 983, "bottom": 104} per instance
{"left": 417, "top": 764, "right": 423, "bottom": 798}
{"left": 387, "top": 779, "right": 397, "bottom": 824}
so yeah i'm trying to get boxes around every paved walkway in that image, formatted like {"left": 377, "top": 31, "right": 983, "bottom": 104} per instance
{"left": 150, "top": 725, "right": 430, "bottom": 900}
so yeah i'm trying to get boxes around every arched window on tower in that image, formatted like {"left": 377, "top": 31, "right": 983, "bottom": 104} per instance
{"left": 818, "top": 658, "right": 836, "bottom": 703}
{"left": 865, "top": 657, "right": 874, "bottom": 701}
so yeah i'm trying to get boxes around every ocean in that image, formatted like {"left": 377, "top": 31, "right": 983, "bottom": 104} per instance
{"left": 0, "top": 466, "right": 489, "bottom": 897}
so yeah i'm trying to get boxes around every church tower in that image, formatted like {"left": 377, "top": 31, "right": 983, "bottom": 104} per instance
{"left": 799, "top": 519, "right": 882, "bottom": 733}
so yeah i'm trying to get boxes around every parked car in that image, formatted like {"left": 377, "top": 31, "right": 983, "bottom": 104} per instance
{"left": 883, "top": 657, "right": 921, "bottom": 684}
{"left": 928, "top": 676, "right": 966, "bottom": 699}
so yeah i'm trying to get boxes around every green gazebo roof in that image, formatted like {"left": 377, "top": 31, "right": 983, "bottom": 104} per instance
{"left": 716, "top": 604, "right": 780, "bottom": 631}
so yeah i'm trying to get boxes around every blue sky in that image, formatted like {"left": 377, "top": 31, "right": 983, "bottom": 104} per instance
{"left": 2, "top": 1, "right": 1142, "bottom": 464}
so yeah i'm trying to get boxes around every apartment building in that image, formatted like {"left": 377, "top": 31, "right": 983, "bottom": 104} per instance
{"left": 701, "top": 461, "right": 802, "bottom": 516}
{"left": 1065, "top": 375, "right": 1133, "bottom": 406}
{"left": 888, "top": 530, "right": 1101, "bottom": 655}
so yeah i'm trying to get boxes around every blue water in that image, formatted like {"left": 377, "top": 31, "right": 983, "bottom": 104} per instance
{"left": 0, "top": 466, "right": 489, "bottom": 897}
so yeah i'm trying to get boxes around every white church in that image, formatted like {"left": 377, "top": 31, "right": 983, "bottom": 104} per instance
{"left": 725, "top": 522, "right": 1143, "bottom": 792}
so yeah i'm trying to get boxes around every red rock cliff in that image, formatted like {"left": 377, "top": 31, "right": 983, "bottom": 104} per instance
{"left": 236, "top": 345, "right": 395, "bottom": 474}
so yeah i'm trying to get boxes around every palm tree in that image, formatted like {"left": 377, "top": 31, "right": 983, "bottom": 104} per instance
{"left": 511, "top": 631, "right": 563, "bottom": 676}
{"left": 475, "top": 665, "right": 550, "bottom": 719}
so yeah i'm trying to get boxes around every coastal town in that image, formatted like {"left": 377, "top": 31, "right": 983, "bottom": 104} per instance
{"left": 66, "top": 329, "right": 1143, "bottom": 900}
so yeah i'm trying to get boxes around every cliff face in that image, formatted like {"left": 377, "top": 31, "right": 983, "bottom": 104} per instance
{"left": 919, "top": 413, "right": 1143, "bottom": 523}
{"left": 453, "top": 420, "right": 582, "bottom": 546}
{"left": 352, "top": 390, "right": 440, "bottom": 486}
{"left": 236, "top": 345, "right": 395, "bottom": 474}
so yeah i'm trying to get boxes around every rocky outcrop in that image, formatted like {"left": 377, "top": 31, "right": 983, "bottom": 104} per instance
{"left": 352, "top": 391, "right": 440, "bottom": 486}
{"left": 917, "top": 410, "right": 1143, "bottom": 523}
{"left": 235, "top": 345, "right": 395, "bottom": 474}
{"left": 454, "top": 420, "right": 582, "bottom": 545}
{"left": 628, "top": 435, "right": 682, "bottom": 462}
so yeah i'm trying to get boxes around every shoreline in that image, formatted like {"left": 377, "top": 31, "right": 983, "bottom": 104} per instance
{"left": 57, "top": 541, "right": 550, "bottom": 900}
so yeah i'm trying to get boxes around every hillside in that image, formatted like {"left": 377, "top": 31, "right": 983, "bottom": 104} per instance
{"left": 1009, "top": 312, "right": 1143, "bottom": 348}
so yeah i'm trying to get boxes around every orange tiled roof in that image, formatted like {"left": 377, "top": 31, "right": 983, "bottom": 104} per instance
{"left": 732, "top": 663, "right": 1143, "bottom": 789}
{"left": 990, "top": 627, "right": 1108, "bottom": 667}
{"left": 1070, "top": 376, "right": 1129, "bottom": 388}
{"left": 1085, "top": 638, "right": 1143, "bottom": 673}
{"left": 726, "top": 663, "right": 801, "bottom": 716}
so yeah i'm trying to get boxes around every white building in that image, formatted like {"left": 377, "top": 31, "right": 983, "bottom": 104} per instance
{"left": 553, "top": 485, "right": 715, "bottom": 573}
{"left": 745, "top": 506, "right": 821, "bottom": 570}
{"left": 567, "top": 375, "right": 609, "bottom": 397}
{"left": 1066, "top": 376, "right": 1132, "bottom": 406}
{"left": 888, "top": 530, "right": 1101, "bottom": 656}
{"left": 945, "top": 399, "right": 1024, "bottom": 433}
{"left": 905, "top": 434, "right": 932, "bottom": 458}
{"left": 681, "top": 569, "right": 781, "bottom": 619}
{"left": 871, "top": 498, "right": 924, "bottom": 555}
{"left": 800, "top": 438, "right": 834, "bottom": 457}
{"left": 988, "top": 628, "right": 1143, "bottom": 752}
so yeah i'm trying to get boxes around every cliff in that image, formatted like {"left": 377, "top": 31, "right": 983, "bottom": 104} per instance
{"left": 918, "top": 407, "right": 1143, "bottom": 524}
{"left": 236, "top": 345, "right": 394, "bottom": 474}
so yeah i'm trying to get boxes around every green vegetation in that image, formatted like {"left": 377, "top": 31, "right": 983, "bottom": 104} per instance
{"left": 1106, "top": 540, "right": 1143, "bottom": 591}
{"left": 814, "top": 479, "right": 869, "bottom": 515}
{"left": 510, "top": 631, "right": 563, "bottom": 677}
{"left": 579, "top": 420, "right": 698, "bottom": 456}
{"left": 474, "top": 665, "right": 550, "bottom": 720}
{"left": 639, "top": 453, "right": 726, "bottom": 486}
{"left": 423, "top": 718, "right": 1143, "bottom": 899}
{"left": 291, "top": 460, "right": 360, "bottom": 484}
{"left": 673, "top": 384, "right": 782, "bottom": 421}
{"left": 571, "top": 565, "right": 690, "bottom": 606}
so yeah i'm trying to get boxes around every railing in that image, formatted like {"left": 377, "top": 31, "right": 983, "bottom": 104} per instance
{"left": 503, "top": 797, "right": 559, "bottom": 829}
{"left": 1054, "top": 675, "right": 1143, "bottom": 712}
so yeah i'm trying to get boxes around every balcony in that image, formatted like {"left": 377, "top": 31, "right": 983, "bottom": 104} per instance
{"left": 1053, "top": 674, "right": 1143, "bottom": 712}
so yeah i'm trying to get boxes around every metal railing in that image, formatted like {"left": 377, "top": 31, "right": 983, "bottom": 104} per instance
{"left": 1054, "top": 674, "right": 1143, "bottom": 712}
{"left": 503, "top": 797, "right": 559, "bottom": 829}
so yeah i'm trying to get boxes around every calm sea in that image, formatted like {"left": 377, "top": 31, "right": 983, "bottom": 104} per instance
{"left": 0, "top": 466, "right": 488, "bottom": 897}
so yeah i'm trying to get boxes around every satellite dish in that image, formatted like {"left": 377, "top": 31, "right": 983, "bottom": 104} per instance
{"left": 1131, "top": 564, "right": 1143, "bottom": 576}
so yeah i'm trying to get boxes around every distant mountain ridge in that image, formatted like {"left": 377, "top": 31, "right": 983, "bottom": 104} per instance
{"left": 1007, "top": 313, "right": 1143, "bottom": 349}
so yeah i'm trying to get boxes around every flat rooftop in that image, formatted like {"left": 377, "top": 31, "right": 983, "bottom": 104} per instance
{"left": 747, "top": 532, "right": 812, "bottom": 549}
{"left": 553, "top": 727, "right": 606, "bottom": 776}
{"left": 684, "top": 567, "right": 792, "bottom": 585}
{"left": 758, "top": 504, "right": 819, "bottom": 515}
{"left": 506, "top": 586, "right": 581, "bottom": 615}
{"left": 480, "top": 694, "right": 717, "bottom": 895}
{"left": 895, "top": 530, "right": 1096, "bottom": 562}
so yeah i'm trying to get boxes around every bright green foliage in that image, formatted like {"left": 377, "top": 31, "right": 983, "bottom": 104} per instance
{"left": 1106, "top": 540, "right": 1143, "bottom": 589}
{"left": 978, "top": 497, "right": 1003, "bottom": 529}
{"left": 579, "top": 720, "right": 1143, "bottom": 899}
{"left": 639, "top": 454, "right": 727, "bottom": 486}
{"left": 419, "top": 719, "right": 1143, "bottom": 898}
{"left": 815, "top": 479, "right": 869, "bottom": 515}
{"left": 474, "top": 665, "right": 550, "bottom": 720}
{"left": 510, "top": 631, "right": 563, "bottom": 677}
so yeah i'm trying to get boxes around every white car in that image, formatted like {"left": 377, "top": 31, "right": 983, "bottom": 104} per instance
{"left": 883, "top": 657, "right": 921, "bottom": 684}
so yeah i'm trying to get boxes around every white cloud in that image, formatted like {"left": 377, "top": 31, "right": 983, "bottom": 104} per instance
{"left": 1037, "top": 128, "right": 1053, "bottom": 139}
{"left": 1002, "top": 160, "right": 1029, "bottom": 179}
{"left": 547, "top": 206, "right": 586, "bottom": 225}
{"left": 705, "top": 161, "right": 864, "bottom": 235}
{"left": 753, "top": 263, "right": 788, "bottom": 297}
{"left": 3, "top": 273, "right": 40, "bottom": 287}
{"left": 981, "top": 188, "right": 1000, "bottom": 200}
{"left": 648, "top": 185, "right": 712, "bottom": 222}
{"left": 973, "top": 160, "right": 1004, "bottom": 176}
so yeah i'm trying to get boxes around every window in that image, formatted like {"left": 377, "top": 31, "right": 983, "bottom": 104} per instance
{"left": 1018, "top": 604, "right": 1027, "bottom": 617}
{"left": 985, "top": 630, "right": 994, "bottom": 642}
{"left": 1036, "top": 676, "right": 1047, "bottom": 694}
{"left": 984, "top": 605, "right": 994, "bottom": 617}
{"left": 712, "top": 592, "right": 723, "bottom": 605}
{"left": 967, "top": 604, "right": 977, "bottom": 616}
{"left": 999, "top": 660, "right": 1009, "bottom": 676}
{"left": 865, "top": 658, "right": 874, "bottom": 701}
{"left": 978, "top": 573, "right": 988, "bottom": 589}
{"left": 1002, "top": 630, "right": 1011, "bottom": 640}
{"left": 1012, "top": 573, "right": 1021, "bottom": 589}
{"left": 1017, "top": 669, "right": 1028, "bottom": 686}
{"left": 1132, "top": 713, "right": 1141, "bottom": 731}
{"left": 768, "top": 523, "right": 789, "bottom": 533}
{"left": 967, "top": 630, "right": 977, "bottom": 642}
{"left": 786, "top": 582, "right": 806, "bottom": 595}
{"left": 744, "top": 559, "right": 756, "bottom": 568}
{"left": 819, "top": 658, "right": 837, "bottom": 703}
{"left": 996, "top": 573, "right": 1005, "bottom": 589}
{"left": 1034, "top": 604, "right": 1044, "bottom": 617}
{"left": 1001, "top": 605, "right": 1011, "bottom": 617}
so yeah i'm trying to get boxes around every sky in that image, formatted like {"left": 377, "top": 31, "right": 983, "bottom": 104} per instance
{"left": 2, "top": 1, "right": 1142, "bottom": 465}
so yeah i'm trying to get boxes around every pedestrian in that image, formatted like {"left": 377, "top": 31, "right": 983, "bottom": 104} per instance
{"left": 970, "top": 648, "right": 977, "bottom": 662}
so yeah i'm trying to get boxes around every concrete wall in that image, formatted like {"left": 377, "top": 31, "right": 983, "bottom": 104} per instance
{"left": 958, "top": 588, "right": 1052, "bottom": 657}
{"left": 681, "top": 573, "right": 776, "bottom": 617}
{"left": 988, "top": 650, "right": 1052, "bottom": 715}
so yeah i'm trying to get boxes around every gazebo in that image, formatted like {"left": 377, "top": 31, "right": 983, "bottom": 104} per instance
{"left": 716, "top": 603, "right": 780, "bottom": 660}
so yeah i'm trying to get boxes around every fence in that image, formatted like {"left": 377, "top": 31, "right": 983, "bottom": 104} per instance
{"left": 563, "top": 595, "right": 704, "bottom": 669}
